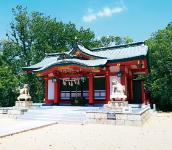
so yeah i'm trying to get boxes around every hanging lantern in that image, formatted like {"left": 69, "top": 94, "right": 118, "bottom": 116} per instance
{"left": 77, "top": 79, "right": 80, "bottom": 85}
{"left": 117, "top": 71, "right": 122, "bottom": 77}
{"left": 63, "top": 79, "right": 66, "bottom": 86}
{"left": 81, "top": 77, "right": 86, "bottom": 82}
{"left": 137, "top": 60, "right": 143, "bottom": 68}
{"left": 51, "top": 77, "right": 57, "bottom": 82}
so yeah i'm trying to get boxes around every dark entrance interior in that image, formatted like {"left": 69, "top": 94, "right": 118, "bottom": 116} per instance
{"left": 60, "top": 77, "right": 88, "bottom": 101}
{"left": 94, "top": 77, "right": 106, "bottom": 100}
{"left": 133, "top": 80, "right": 142, "bottom": 104}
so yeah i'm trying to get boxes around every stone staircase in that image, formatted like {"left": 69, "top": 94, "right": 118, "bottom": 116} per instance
{"left": 17, "top": 107, "right": 87, "bottom": 124}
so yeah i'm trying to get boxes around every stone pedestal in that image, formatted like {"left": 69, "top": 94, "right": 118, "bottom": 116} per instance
{"left": 110, "top": 100, "right": 128, "bottom": 107}
{"left": 111, "top": 101, "right": 128, "bottom": 112}
{"left": 104, "top": 100, "right": 131, "bottom": 113}
{"left": 15, "top": 101, "right": 33, "bottom": 108}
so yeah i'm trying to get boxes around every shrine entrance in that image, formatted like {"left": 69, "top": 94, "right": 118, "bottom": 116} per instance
{"left": 59, "top": 76, "right": 106, "bottom": 105}
{"left": 60, "top": 77, "right": 88, "bottom": 102}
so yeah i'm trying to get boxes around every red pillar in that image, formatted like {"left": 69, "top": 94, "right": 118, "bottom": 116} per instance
{"left": 120, "top": 66, "right": 125, "bottom": 85}
{"left": 105, "top": 69, "right": 110, "bottom": 104}
{"left": 120, "top": 65, "right": 129, "bottom": 102}
{"left": 141, "top": 80, "right": 145, "bottom": 104}
{"left": 120, "top": 66, "right": 126, "bottom": 94}
{"left": 88, "top": 74, "right": 94, "bottom": 105}
{"left": 54, "top": 78, "right": 60, "bottom": 104}
{"left": 44, "top": 78, "right": 48, "bottom": 104}
{"left": 130, "top": 78, "right": 134, "bottom": 100}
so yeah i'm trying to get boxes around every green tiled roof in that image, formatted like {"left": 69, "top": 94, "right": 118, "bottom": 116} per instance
{"left": 23, "top": 42, "right": 148, "bottom": 72}
{"left": 91, "top": 42, "right": 148, "bottom": 61}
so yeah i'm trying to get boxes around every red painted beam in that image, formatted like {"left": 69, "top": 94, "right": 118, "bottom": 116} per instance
{"left": 107, "top": 60, "right": 143, "bottom": 67}
{"left": 36, "top": 65, "right": 102, "bottom": 77}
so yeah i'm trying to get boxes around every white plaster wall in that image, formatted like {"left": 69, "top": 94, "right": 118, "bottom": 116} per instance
{"left": 110, "top": 76, "right": 120, "bottom": 95}
{"left": 48, "top": 80, "right": 54, "bottom": 100}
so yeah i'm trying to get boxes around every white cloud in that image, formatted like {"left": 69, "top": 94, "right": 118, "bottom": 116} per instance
{"left": 83, "top": 13, "right": 97, "bottom": 23}
{"left": 97, "top": 7, "right": 125, "bottom": 17}
{"left": 83, "top": 5, "right": 126, "bottom": 23}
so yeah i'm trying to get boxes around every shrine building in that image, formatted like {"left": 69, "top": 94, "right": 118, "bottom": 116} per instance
{"left": 23, "top": 42, "right": 149, "bottom": 105}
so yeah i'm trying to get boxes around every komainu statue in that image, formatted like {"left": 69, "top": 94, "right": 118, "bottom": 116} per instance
{"left": 104, "top": 79, "right": 130, "bottom": 112}
{"left": 110, "top": 79, "right": 127, "bottom": 101}
{"left": 17, "top": 84, "right": 31, "bottom": 101}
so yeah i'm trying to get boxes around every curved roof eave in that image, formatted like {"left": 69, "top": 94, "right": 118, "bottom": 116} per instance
{"left": 33, "top": 59, "right": 107, "bottom": 73}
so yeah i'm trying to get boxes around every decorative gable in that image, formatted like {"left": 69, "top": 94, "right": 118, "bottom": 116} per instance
{"left": 73, "top": 49, "right": 94, "bottom": 60}
{"left": 69, "top": 44, "right": 106, "bottom": 60}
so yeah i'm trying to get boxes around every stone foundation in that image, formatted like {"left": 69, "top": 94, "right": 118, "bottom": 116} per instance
{"left": 86, "top": 107, "right": 150, "bottom": 126}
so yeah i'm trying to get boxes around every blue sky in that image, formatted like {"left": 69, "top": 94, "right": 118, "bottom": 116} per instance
{"left": 0, "top": 0, "right": 172, "bottom": 42}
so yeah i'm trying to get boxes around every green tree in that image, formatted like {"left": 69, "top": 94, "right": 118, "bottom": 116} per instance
{"left": 0, "top": 55, "right": 19, "bottom": 106}
{"left": 98, "top": 35, "right": 133, "bottom": 47}
{"left": 1, "top": 5, "right": 98, "bottom": 105}
{"left": 146, "top": 22, "right": 172, "bottom": 111}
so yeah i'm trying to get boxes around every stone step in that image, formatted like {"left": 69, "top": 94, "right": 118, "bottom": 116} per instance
{"left": 19, "top": 116, "right": 86, "bottom": 121}
{"left": 18, "top": 115, "right": 86, "bottom": 124}
{"left": 17, "top": 108, "right": 87, "bottom": 124}
{"left": 22, "top": 112, "right": 85, "bottom": 115}
{"left": 18, "top": 114, "right": 86, "bottom": 119}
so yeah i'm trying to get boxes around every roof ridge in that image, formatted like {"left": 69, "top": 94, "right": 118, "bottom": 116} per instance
{"left": 68, "top": 44, "right": 107, "bottom": 59}
{"left": 45, "top": 52, "right": 70, "bottom": 57}
{"left": 91, "top": 42, "right": 145, "bottom": 51}
{"left": 45, "top": 53, "right": 61, "bottom": 57}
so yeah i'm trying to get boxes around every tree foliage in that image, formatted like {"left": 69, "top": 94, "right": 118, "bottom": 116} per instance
{"left": 98, "top": 35, "right": 133, "bottom": 47}
{"left": 146, "top": 22, "right": 172, "bottom": 111}
{"left": 0, "top": 5, "right": 99, "bottom": 106}
{"left": 0, "top": 55, "right": 19, "bottom": 106}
